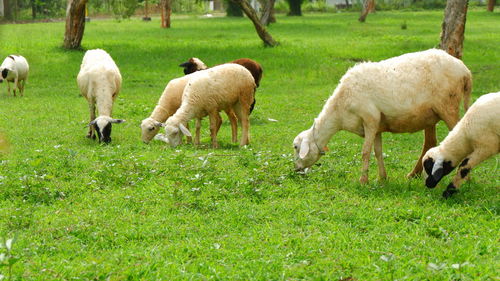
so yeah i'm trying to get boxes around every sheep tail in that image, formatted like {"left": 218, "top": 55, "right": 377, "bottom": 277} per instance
{"left": 463, "top": 74, "right": 472, "bottom": 112}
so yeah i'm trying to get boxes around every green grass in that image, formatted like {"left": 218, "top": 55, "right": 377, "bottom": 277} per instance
{"left": 0, "top": 10, "right": 499, "bottom": 280}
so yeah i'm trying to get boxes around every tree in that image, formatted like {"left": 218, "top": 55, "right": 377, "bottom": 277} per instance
{"left": 358, "top": 0, "right": 375, "bottom": 22}
{"left": 64, "top": 0, "right": 88, "bottom": 49}
{"left": 487, "top": 0, "right": 495, "bottom": 11}
{"left": 231, "top": 0, "right": 278, "bottom": 47}
{"left": 226, "top": 0, "right": 243, "bottom": 16}
{"left": 286, "top": 0, "right": 302, "bottom": 16}
{"left": 3, "top": 0, "right": 13, "bottom": 20}
{"left": 439, "top": 0, "right": 468, "bottom": 59}
{"left": 259, "top": 0, "right": 276, "bottom": 26}
{"left": 160, "top": 0, "right": 172, "bottom": 28}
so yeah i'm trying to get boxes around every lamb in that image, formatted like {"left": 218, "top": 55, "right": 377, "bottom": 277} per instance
{"left": 423, "top": 92, "right": 499, "bottom": 198}
{"left": 0, "top": 55, "right": 29, "bottom": 96}
{"left": 77, "top": 49, "right": 125, "bottom": 144}
{"left": 293, "top": 49, "right": 472, "bottom": 184}
{"left": 140, "top": 73, "right": 238, "bottom": 145}
{"left": 179, "top": 57, "right": 263, "bottom": 112}
{"left": 162, "top": 63, "right": 255, "bottom": 148}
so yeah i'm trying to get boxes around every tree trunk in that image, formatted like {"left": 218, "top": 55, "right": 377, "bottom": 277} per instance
{"left": 232, "top": 0, "right": 278, "bottom": 47}
{"left": 260, "top": 0, "right": 276, "bottom": 26}
{"left": 64, "top": 0, "right": 88, "bottom": 49}
{"left": 227, "top": 0, "right": 243, "bottom": 16}
{"left": 4, "top": 0, "right": 13, "bottom": 20}
{"left": 31, "top": 0, "right": 36, "bottom": 19}
{"left": 487, "top": 0, "right": 495, "bottom": 11}
{"left": 287, "top": 0, "right": 302, "bottom": 16}
{"left": 161, "top": 0, "right": 172, "bottom": 28}
{"left": 358, "top": 0, "right": 375, "bottom": 22}
{"left": 439, "top": 0, "right": 468, "bottom": 59}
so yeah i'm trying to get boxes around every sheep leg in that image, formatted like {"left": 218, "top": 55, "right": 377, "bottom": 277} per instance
{"left": 19, "top": 79, "right": 25, "bottom": 96}
{"left": 6, "top": 81, "right": 11, "bottom": 96}
{"left": 234, "top": 105, "right": 250, "bottom": 146}
{"left": 194, "top": 118, "right": 201, "bottom": 145}
{"left": 359, "top": 125, "right": 377, "bottom": 184}
{"left": 208, "top": 112, "right": 221, "bottom": 148}
{"left": 87, "top": 103, "right": 96, "bottom": 139}
{"left": 225, "top": 109, "right": 238, "bottom": 143}
{"left": 407, "top": 125, "right": 437, "bottom": 178}
{"left": 13, "top": 77, "right": 18, "bottom": 96}
{"left": 374, "top": 132, "right": 387, "bottom": 181}
{"left": 443, "top": 147, "right": 497, "bottom": 198}
{"left": 185, "top": 122, "right": 193, "bottom": 144}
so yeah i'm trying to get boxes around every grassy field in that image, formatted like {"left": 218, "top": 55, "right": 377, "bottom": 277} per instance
{"left": 0, "top": 9, "right": 499, "bottom": 280}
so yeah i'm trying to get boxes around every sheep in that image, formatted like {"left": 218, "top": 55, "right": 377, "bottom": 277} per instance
{"left": 179, "top": 57, "right": 263, "bottom": 112}
{"left": 162, "top": 63, "right": 256, "bottom": 148}
{"left": 423, "top": 92, "right": 499, "bottom": 198}
{"left": 77, "top": 49, "right": 125, "bottom": 144}
{"left": 140, "top": 73, "right": 239, "bottom": 145}
{"left": 293, "top": 49, "right": 472, "bottom": 184}
{"left": 0, "top": 55, "right": 29, "bottom": 96}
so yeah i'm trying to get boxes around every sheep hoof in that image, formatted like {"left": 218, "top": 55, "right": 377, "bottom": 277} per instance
{"left": 442, "top": 184, "right": 458, "bottom": 198}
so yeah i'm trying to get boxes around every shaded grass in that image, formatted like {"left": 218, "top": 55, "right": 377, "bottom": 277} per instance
{"left": 0, "top": 10, "right": 499, "bottom": 280}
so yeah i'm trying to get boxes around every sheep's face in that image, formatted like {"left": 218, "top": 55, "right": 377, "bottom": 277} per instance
{"left": 422, "top": 148, "right": 456, "bottom": 188}
{"left": 293, "top": 130, "right": 323, "bottom": 172}
{"left": 0, "top": 68, "right": 9, "bottom": 83}
{"left": 179, "top": 57, "right": 207, "bottom": 75}
{"left": 164, "top": 123, "right": 192, "bottom": 148}
{"left": 141, "top": 118, "right": 163, "bottom": 143}
{"left": 90, "top": 116, "right": 125, "bottom": 144}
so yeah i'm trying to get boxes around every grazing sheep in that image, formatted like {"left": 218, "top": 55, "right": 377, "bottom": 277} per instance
{"left": 163, "top": 63, "right": 255, "bottom": 148}
{"left": 0, "top": 55, "right": 29, "bottom": 96}
{"left": 77, "top": 49, "right": 125, "bottom": 144}
{"left": 423, "top": 92, "right": 499, "bottom": 198}
{"left": 140, "top": 73, "right": 238, "bottom": 145}
{"left": 179, "top": 57, "right": 263, "bottom": 112}
{"left": 293, "top": 49, "right": 472, "bottom": 184}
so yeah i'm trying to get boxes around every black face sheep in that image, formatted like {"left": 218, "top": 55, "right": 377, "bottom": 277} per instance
{"left": 0, "top": 55, "right": 29, "bottom": 96}
{"left": 77, "top": 49, "right": 125, "bottom": 144}
{"left": 423, "top": 92, "right": 499, "bottom": 198}
{"left": 293, "top": 49, "right": 472, "bottom": 184}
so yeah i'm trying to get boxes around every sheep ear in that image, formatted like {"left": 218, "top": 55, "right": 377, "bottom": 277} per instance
{"left": 111, "top": 119, "right": 125, "bottom": 124}
{"left": 179, "top": 61, "right": 191, "bottom": 68}
{"left": 153, "top": 121, "right": 165, "bottom": 127}
{"left": 299, "top": 139, "right": 310, "bottom": 159}
{"left": 423, "top": 158, "right": 434, "bottom": 176}
{"left": 88, "top": 120, "right": 97, "bottom": 126}
{"left": 179, "top": 124, "right": 192, "bottom": 137}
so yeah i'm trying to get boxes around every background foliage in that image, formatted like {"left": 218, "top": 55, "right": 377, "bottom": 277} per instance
{"left": 0, "top": 9, "right": 499, "bottom": 280}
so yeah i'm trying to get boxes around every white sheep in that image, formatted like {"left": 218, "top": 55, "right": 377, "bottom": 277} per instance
{"left": 423, "top": 92, "right": 499, "bottom": 198}
{"left": 77, "top": 49, "right": 125, "bottom": 144}
{"left": 293, "top": 49, "right": 472, "bottom": 184}
{"left": 140, "top": 73, "right": 238, "bottom": 145}
{"left": 0, "top": 55, "right": 29, "bottom": 96}
{"left": 162, "top": 63, "right": 255, "bottom": 148}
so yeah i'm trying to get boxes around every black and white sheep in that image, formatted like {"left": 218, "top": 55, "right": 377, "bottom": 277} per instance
{"left": 0, "top": 55, "right": 29, "bottom": 96}
{"left": 423, "top": 92, "right": 499, "bottom": 198}
{"left": 77, "top": 49, "right": 125, "bottom": 144}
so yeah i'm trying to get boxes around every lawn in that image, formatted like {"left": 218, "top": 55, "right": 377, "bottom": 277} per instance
{"left": 0, "top": 9, "right": 499, "bottom": 280}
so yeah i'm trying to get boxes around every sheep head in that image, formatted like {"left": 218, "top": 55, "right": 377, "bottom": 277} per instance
{"left": 293, "top": 129, "right": 324, "bottom": 172}
{"left": 422, "top": 147, "right": 456, "bottom": 188}
{"left": 89, "top": 116, "right": 125, "bottom": 144}
{"left": 0, "top": 68, "right": 9, "bottom": 83}
{"left": 164, "top": 122, "right": 191, "bottom": 148}
{"left": 140, "top": 118, "right": 164, "bottom": 144}
{"left": 179, "top": 58, "right": 207, "bottom": 75}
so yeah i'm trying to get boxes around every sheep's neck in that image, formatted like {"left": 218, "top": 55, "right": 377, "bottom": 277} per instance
{"left": 170, "top": 106, "right": 197, "bottom": 126}
{"left": 438, "top": 128, "right": 471, "bottom": 163}
{"left": 95, "top": 91, "right": 113, "bottom": 117}
{"left": 150, "top": 104, "right": 170, "bottom": 122}
{"left": 312, "top": 97, "right": 342, "bottom": 148}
